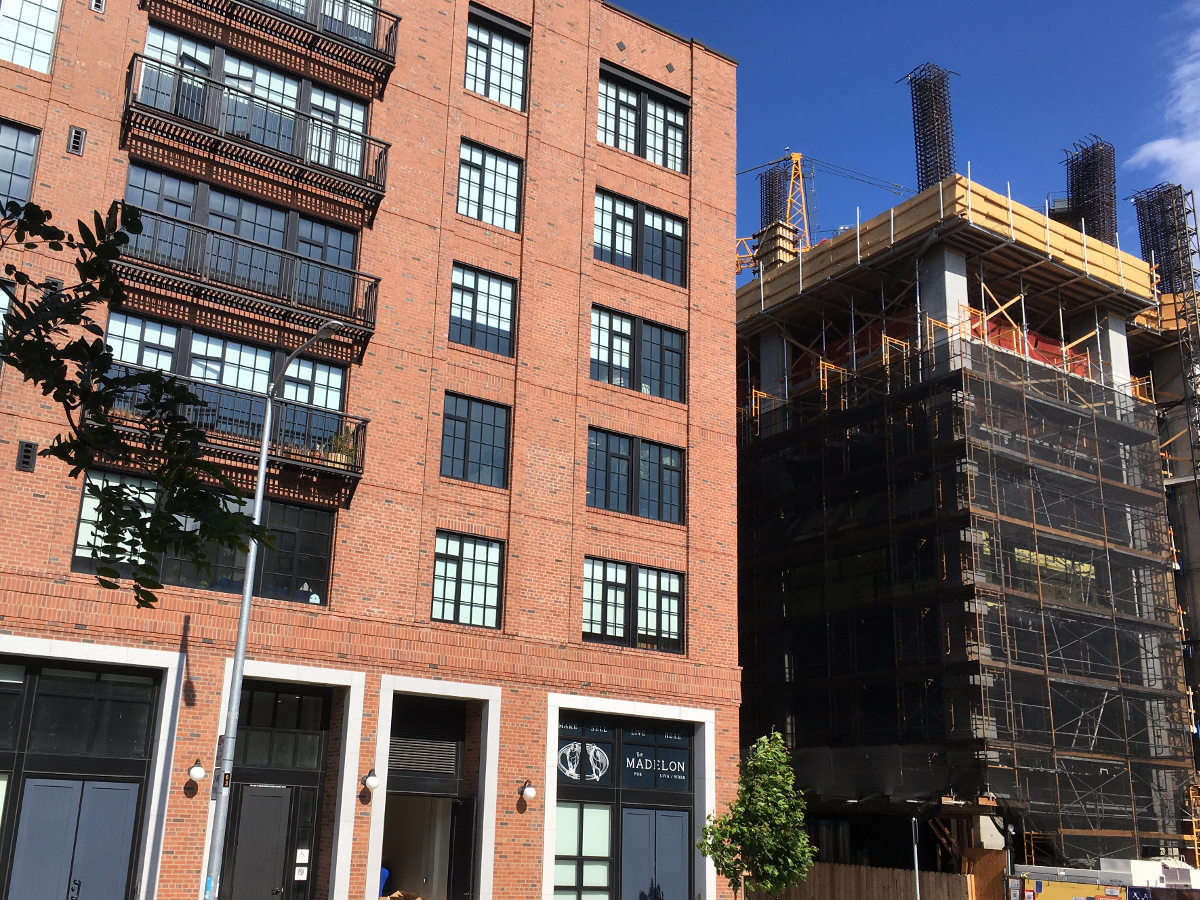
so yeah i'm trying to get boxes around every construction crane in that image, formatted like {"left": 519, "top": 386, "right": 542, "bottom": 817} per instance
{"left": 736, "top": 152, "right": 813, "bottom": 274}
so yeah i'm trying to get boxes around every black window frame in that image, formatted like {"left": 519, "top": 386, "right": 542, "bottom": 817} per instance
{"left": 457, "top": 140, "right": 523, "bottom": 232}
{"left": 71, "top": 469, "right": 336, "bottom": 605}
{"left": 586, "top": 427, "right": 683, "bottom": 524}
{"left": 597, "top": 62, "right": 689, "bottom": 173}
{"left": 431, "top": 529, "right": 505, "bottom": 629}
{"left": 590, "top": 306, "right": 685, "bottom": 402}
{"left": 593, "top": 189, "right": 685, "bottom": 287}
{"left": 0, "top": 119, "right": 38, "bottom": 207}
{"left": 450, "top": 262, "right": 516, "bottom": 357}
{"left": 464, "top": 5, "right": 530, "bottom": 112}
{"left": 583, "top": 557, "right": 684, "bottom": 653}
{"left": 440, "top": 393, "right": 511, "bottom": 489}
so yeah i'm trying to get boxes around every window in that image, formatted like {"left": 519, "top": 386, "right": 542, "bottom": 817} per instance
{"left": 74, "top": 470, "right": 335, "bottom": 603}
{"left": 593, "top": 190, "right": 685, "bottom": 286}
{"left": 554, "top": 801, "right": 612, "bottom": 899}
{"left": 66, "top": 125, "right": 85, "bottom": 155}
{"left": 587, "top": 428, "right": 682, "bottom": 523}
{"left": 450, "top": 263, "right": 515, "bottom": 356}
{"left": 432, "top": 530, "right": 503, "bottom": 627}
{"left": 590, "top": 308, "right": 684, "bottom": 401}
{"left": 440, "top": 393, "right": 510, "bottom": 488}
{"left": 0, "top": 121, "right": 37, "bottom": 207}
{"left": 583, "top": 558, "right": 683, "bottom": 652}
{"left": 464, "top": 8, "right": 528, "bottom": 111}
{"left": 598, "top": 66, "right": 687, "bottom": 173}
{"left": 458, "top": 141, "right": 521, "bottom": 232}
{"left": 0, "top": 0, "right": 61, "bottom": 72}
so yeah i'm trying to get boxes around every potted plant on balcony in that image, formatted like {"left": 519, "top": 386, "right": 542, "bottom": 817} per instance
{"left": 324, "top": 428, "right": 355, "bottom": 467}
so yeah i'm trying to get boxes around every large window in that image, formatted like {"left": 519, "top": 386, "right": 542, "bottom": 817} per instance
{"left": 583, "top": 558, "right": 683, "bottom": 653}
{"left": 597, "top": 66, "right": 687, "bottom": 173}
{"left": 590, "top": 307, "right": 684, "bottom": 402}
{"left": 74, "top": 470, "right": 335, "bottom": 604}
{"left": 593, "top": 191, "right": 685, "bottom": 286}
{"left": 140, "top": 26, "right": 370, "bottom": 176}
{"left": 432, "top": 530, "right": 503, "bottom": 628}
{"left": 0, "top": 0, "right": 60, "bottom": 72}
{"left": 450, "top": 263, "right": 515, "bottom": 356}
{"left": 441, "top": 393, "right": 510, "bottom": 488}
{"left": 458, "top": 141, "right": 521, "bottom": 232}
{"left": 464, "top": 8, "right": 528, "bottom": 111}
{"left": 586, "top": 428, "right": 683, "bottom": 524}
{"left": 0, "top": 120, "right": 37, "bottom": 207}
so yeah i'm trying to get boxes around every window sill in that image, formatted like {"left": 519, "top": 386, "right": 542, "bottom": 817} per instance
{"left": 463, "top": 90, "right": 529, "bottom": 120}
{"left": 438, "top": 475, "right": 510, "bottom": 495}
{"left": 454, "top": 212, "right": 522, "bottom": 237}
{"left": 584, "top": 504, "right": 685, "bottom": 531}
{"left": 591, "top": 257, "right": 687, "bottom": 293}
{"left": 581, "top": 635, "right": 685, "bottom": 656}
{"left": 596, "top": 141, "right": 689, "bottom": 181}
{"left": 589, "top": 378, "right": 687, "bottom": 410}
{"left": 447, "top": 341, "right": 517, "bottom": 366}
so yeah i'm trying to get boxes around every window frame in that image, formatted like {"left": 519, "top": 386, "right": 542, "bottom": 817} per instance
{"left": 0, "top": 119, "right": 39, "bottom": 208}
{"left": 457, "top": 140, "right": 522, "bottom": 232}
{"left": 589, "top": 306, "right": 685, "bottom": 402}
{"left": 593, "top": 189, "right": 685, "bottom": 287}
{"left": 0, "top": 0, "right": 62, "bottom": 73}
{"left": 586, "top": 427, "right": 684, "bottom": 524}
{"left": 440, "top": 392, "right": 511, "bottom": 489}
{"left": 582, "top": 557, "right": 684, "bottom": 653}
{"left": 597, "top": 62, "right": 689, "bottom": 173}
{"left": 464, "top": 5, "right": 529, "bottom": 112}
{"left": 450, "top": 262, "right": 516, "bottom": 357}
{"left": 432, "top": 529, "right": 504, "bottom": 629}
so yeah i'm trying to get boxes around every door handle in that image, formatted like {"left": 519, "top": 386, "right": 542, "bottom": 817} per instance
{"left": 68, "top": 879, "right": 81, "bottom": 900}
{"left": 272, "top": 889, "right": 283, "bottom": 895}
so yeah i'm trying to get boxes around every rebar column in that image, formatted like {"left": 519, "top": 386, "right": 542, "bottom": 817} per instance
{"left": 906, "top": 62, "right": 957, "bottom": 192}
{"left": 1065, "top": 137, "right": 1117, "bottom": 246}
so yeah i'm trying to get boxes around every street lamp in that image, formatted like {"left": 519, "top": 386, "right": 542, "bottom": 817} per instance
{"left": 203, "top": 319, "right": 341, "bottom": 900}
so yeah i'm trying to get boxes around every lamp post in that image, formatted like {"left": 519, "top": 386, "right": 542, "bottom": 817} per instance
{"left": 203, "top": 319, "right": 341, "bottom": 900}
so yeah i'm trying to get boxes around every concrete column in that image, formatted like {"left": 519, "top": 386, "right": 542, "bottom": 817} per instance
{"left": 918, "top": 245, "right": 969, "bottom": 340}
{"left": 1068, "top": 311, "right": 1131, "bottom": 393}
{"left": 758, "top": 330, "right": 791, "bottom": 400}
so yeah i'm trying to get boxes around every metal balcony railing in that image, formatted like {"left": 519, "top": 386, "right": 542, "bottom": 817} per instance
{"left": 111, "top": 363, "right": 368, "bottom": 475}
{"left": 140, "top": 0, "right": 399, "bottom": 90}
{"left": 121, "top": 209, "right": 379, "bottom": 331}
{"left": 125, "top": 55, "right": 389, "bottom": 205}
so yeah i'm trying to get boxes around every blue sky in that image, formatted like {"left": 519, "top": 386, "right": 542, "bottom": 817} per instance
{"left": 622, "top": 0, "right": 1200, "bottom": 258}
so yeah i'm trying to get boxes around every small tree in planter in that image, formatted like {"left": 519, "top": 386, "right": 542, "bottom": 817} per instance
{"left": 698, "top": 731, "right": 815, "bottom": 899}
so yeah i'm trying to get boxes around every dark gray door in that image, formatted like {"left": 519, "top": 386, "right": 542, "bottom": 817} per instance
{"left": 7, "top": 778, "right": 140, "bottom": 900}
{"left": 620, "top": 808, "right": 690, "bottom": 900}
{"left": 225, "top": 785, "right": 292, "bottom": 899}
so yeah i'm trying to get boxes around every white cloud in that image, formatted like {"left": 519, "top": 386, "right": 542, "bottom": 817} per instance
{"left": 1127, "top": 5, "right": 1200, "bottom": 188}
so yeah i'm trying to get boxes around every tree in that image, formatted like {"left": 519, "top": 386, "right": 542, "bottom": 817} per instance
{"left": 0, "top": 199, "right": 263, "bottom": 608}
{"left": 698, "top": 731, "right": 815, "bottom": 898}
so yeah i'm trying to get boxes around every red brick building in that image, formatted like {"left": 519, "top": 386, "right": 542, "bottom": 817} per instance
{"left": 0, "top": 0, "right": 739, "bottom": 897}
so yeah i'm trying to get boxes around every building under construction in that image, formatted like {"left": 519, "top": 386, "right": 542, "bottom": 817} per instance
{"left": 737, "top": 176, "right": 1194, "bottom": 868}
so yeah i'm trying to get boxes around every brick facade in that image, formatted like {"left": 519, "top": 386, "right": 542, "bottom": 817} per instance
{"left": 0, "top": 0, "right": 739, "bottom": 897}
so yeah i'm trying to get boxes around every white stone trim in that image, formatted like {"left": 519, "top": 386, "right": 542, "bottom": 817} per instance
{"left": 0, "top": 634, "right": 183, "bottom": 900}
{"left": 196, "top": 658, "right": 365, "bottom": 900}
{"left": 366, "top": 675, "right": 502, "bottom": 900}
{"left": 542, "top": 693, "right": 718, "bottom": 900}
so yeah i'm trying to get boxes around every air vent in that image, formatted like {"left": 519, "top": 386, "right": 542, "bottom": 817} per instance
{"left": 67, "top": 126, "right": 86, "bottom": 156}
{"left": 16, "top": 441, "right": 37, "bottom": 472}
{"left": 88, "top": 0, "right": 105, "bottom": 12}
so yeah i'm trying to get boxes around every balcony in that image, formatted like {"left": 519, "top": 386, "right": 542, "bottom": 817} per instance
{"left": 123, "top": 55, "right": 389, "bottom": 220}
{"left": 139, "top": 0, "right": 399, "bottom": 97}
{"left": 113, "top": 209, "right": 379, "bottom": 340}
{"left": 112, "top": 364, "right": 368, "bottom": 477}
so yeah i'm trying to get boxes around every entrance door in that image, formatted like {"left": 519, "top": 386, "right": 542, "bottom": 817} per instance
{"left": 7, "top": 778, "right": 140, "bottom": 900}
{"left": 620, "top": 808, "right": 689, "bottom": 900}
{"left": 225, "top": 785, "right": 292, "bottom": 899}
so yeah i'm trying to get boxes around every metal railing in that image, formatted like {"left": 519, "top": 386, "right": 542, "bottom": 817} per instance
{"left": 111, "top": 363, "right": 368, "bottom": 473}
{"left": 124, "top": 209, "right": 379, "bottom": 328}
{"left": 241, "top": 0, "right": 399, "bottom": 63}
{"left": 127, "top": 55, "right": 389, "bottom": 192}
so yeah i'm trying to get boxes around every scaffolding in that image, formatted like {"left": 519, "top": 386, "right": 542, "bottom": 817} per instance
{"left": 737, "top": 176, "right": 1190, "bottom": 868}
{"left": 907, "top": 62, "right": 957, "bottom": 192}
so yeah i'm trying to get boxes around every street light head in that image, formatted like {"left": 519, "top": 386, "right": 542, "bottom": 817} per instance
{"left": 314, "top": 320, "right": 341, "bottom": 340}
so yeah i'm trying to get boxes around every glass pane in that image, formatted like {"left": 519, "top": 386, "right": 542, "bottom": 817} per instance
{"left": 554, "top": 861, "right": 576, "bottom": 887}
{"left": 555, "top": 802, "right": 579, "bottom": 855}
{"left": 582, "top": 861, "right": 609, "bottom": 887}
{"left": 553, "top": 892, "right": 576, "bottom": 900}
{"left": 581, "top": 804, "right": 610, "bottom": 856}
{"left": 581, "top": 892, "right": 610, "bottom": 900}
{"left": 0, "top": 663, "right": 25, "bottom": 683}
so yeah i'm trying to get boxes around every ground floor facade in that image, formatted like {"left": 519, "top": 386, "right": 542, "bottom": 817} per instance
{"left": 0, "top": 632, "right": 733, "bottom": 900}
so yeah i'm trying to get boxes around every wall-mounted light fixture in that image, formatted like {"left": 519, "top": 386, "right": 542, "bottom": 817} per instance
{"left": 187, "top": 759, "right": 207, "bottom": 782}
{"left": 518, "top": 779, "right": 536, "bottom": 800}
{"left": 361, "top": 769, "right": 380, "bottom": 792}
